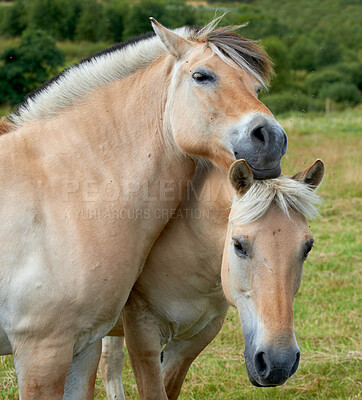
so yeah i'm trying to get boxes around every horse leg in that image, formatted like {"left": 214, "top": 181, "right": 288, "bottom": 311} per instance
{"left": 122, "top": 295, "right": 167, "bottom": 400}
{"left": 161, "top": 313, "right": 226, "bottom": 400}
{"left": 63, "top": 340, "right": 102, "bottom": 400}
{"left": 100, "top": 336, "right": 126, "bottom": 400}
{"left": 13, "top": 337, "right": 74, "bottom": 399}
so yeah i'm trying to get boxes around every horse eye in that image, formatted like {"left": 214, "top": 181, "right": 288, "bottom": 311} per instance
{"left": 303, "top": 240, "right": 314, "bottom": 259}
{"left": 192, "top": 71, "right": 215, "bottom": 84}
{"left": 233, "top": 240, "right": 248, "bottom": 257}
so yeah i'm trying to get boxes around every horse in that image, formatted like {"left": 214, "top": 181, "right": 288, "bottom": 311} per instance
{"left": 0, "top": 18, "right": 287, "bottom": 398}
{"left": 100, "top": 158, "right": 324, "bottom": 399}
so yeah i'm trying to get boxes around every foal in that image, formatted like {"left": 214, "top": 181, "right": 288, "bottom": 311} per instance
{"left": 101, "top": 158, "right": 324, "bottom": 399}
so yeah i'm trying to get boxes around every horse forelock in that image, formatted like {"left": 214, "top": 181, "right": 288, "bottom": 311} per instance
{"left": 193, "top": 24, "right": 273, "bottom": 87}
{"left": 229, "top": 176, "right": 322, "bottom": 225}
{"left": 9, "top": 19, "right": 272, "bottom": 128}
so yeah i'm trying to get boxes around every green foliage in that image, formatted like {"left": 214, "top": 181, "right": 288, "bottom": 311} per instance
{"left": 75, "top": 0, "right": 103, "bottom": 42}
{"left": 332, "top": 62, "right": 362, "bottom": 90}
{"left": 0, "top": 0, "right": 360, "bottom": 112}
{"left": 261, "top": 92, "right": 324, "bottom": 114}
{"left": 0, "top": 28, "right": 64, "bottom": 105}
{"left": 303, "top": 62, "right": 362, "bottom": 107}
{"left": 235, "top": 7, "right": 289, "bottom": 40}
{"left": 55, "top": 0, "right": 83, "bottom": 41}
{"left": 319, "top": 82, "right": 361, "bottom": 105}
{"left": 314, "top": 40, "right": 342, "bottom": 67}
{"left": 305, "top": 69, "right": 347, "bottom": 96}
{"left": 289, "top": 35, "right": 318, "bottom": 72}
{"left": 122, "top": 0, "right": 196, "bottom": 40}
{"left": 0, "top": 0, "right": 26, "bottom": 37}
{"left": 24, "top": 0, "right": 82, "bottom": 40}
{"left": 261, "top": 36, "right": 291, "bottom": 92}
{"left": 122, "top": 0, "right": 166, "bottom": 39}
{"left": 100, "top": 0, "right": 128, "bottom": 43}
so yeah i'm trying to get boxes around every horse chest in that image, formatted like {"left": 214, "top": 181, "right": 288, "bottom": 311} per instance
{"left": 162, "top": 289, "right": 228, "bottom": 341}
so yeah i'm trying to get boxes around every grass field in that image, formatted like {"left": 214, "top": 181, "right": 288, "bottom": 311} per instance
{"left": 0, "top": 108, "right": 361, "bottom": 399}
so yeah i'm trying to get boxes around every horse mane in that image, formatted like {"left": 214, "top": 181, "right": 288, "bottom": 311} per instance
{"left": 9, "top": 18, "right": 273, "bottom": 128}
{"left": 229, "top": 176, "right": 322, "bottom": 224}
{"left": 0, "top": 117, "right": 13, "bottom": 135}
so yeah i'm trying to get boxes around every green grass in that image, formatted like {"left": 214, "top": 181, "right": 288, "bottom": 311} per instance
{"left": 0, "top": 109, "right": 361, "bottom": 398}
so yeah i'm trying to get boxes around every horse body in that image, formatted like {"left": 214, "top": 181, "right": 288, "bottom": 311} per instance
{"left": 0, "top": 56, "right": 195, "bottom": 397}
{"left": 0, "top": 19, "right": 287, "bottom": 398}
{"left": 102, "top": 162, "right": 231, "bottom": 400}
{"left": 127, "top": 164, "right": 230, "bottom": 336}
{"left": 101, "top": 160, "right": 324, "bottom": 400}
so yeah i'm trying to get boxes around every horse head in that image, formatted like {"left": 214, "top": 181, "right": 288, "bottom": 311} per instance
{"left": 151, "top": 18, "right": 287, "bottom": 178}
{"left": 221, "top": 158, "right": 324, "bottom": 386}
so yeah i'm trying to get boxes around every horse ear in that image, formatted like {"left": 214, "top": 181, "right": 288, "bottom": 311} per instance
{"left": 291, "top": 159, "right": 325, "bottom": 189}
{"left": 229, "top": 160, "right": 254, "bottom": 194}
{"left": 150, "top": 17, "right": 193, "bottom": 58}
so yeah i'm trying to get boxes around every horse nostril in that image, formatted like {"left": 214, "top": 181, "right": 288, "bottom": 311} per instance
{"left": 234, "top": 151, "right": 239, "bottom": 159}
{"left": 290, "top": 351, "right": 300, "bottom": 376}
{"left": 254, "top": 351, "right": 269, "bottom": 377}
{"left": 251, "top": 126, "right": 266, "bottom": 145}
{"left": 282, "top": 131, "right": 288, "bottom": 154}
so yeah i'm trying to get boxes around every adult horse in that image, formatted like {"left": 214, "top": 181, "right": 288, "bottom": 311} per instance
{"left": 0, "top": 18, "right": 287, "bottom": 398}
{"left": 100, "top": 158, "right": 324, "bottom": 399}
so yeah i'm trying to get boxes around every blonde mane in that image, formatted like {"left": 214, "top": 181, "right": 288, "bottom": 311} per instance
{"left": 10, "top": 18, "right": 272, "bottom": 128}
{"left": 230, "top": 176, "right": 322, "bottom": 224}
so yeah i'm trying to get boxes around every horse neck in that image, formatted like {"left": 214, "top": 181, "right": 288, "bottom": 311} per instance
{"left": 99, "top": 54, "right": 194, "bottom": 187}
{"left": 179, "top": 163, "right": 233, "bottom": 271}
{"left": 72, "top": 53, "right": 179, "bottom": 163}
{"left": 15, "top": 53, "right": 194, "bottom": 195}
{"left": 183, "top": 162, "right": 233, "bottom": 221}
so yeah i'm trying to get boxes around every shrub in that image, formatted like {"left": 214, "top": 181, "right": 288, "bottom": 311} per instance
{"left": 163, "top": 0, "right": 196, "bottom": 28}
{"left": 261, "top": 92, "right": 324, "bottom": 114}
{"left": 305, "top": 69, "right": 347, "bottom": 96}
{"left": 0, "top": 0, "right": 26, "bottom": 37}
{"left": 24, "top": 0, "right": 82, "bottom": 40}
{"left": 235, "top": 7, "right": 289, "bottom": 40}
{"left": 289, "top": 35, "right": 318, "bottom": 72}
{"left": 315, "top": 40, "right": 342, "bottom": 67}
{"left": 0, "top": 28, "right": 64, "bottom": 105}
{"left": 122, "top": 0, "right": 168, "bottom": 39}
{"left": 100, "top": 0, "right": 129, "bottom": 43}
{"left": 319, "top": 83, "right": 361, "bottom": 106}
{"left": 75, "top": 0, "right": 103, "bottom": 42}
{"left": 261, "top": 36, "right": 291, "bottom": 93}
{"left": 122, "top": 0, "right": 195, "bottom": 40}
{"left": 332, "top": 62, "right": 362, "bottom": 90}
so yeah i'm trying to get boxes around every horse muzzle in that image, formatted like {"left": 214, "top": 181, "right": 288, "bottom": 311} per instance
{"left": 244, "top": 343, "right": 300, "bottom": 387}
{"left": 231, "top": 114, "right": 288, "bottom": 179}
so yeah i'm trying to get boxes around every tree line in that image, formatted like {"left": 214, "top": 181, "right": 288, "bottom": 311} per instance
{"left": 0, "top": 0, "right": 361, "bottom": 114}
{"left": 0, "top": 0, "right": 197, "bottom": 42}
